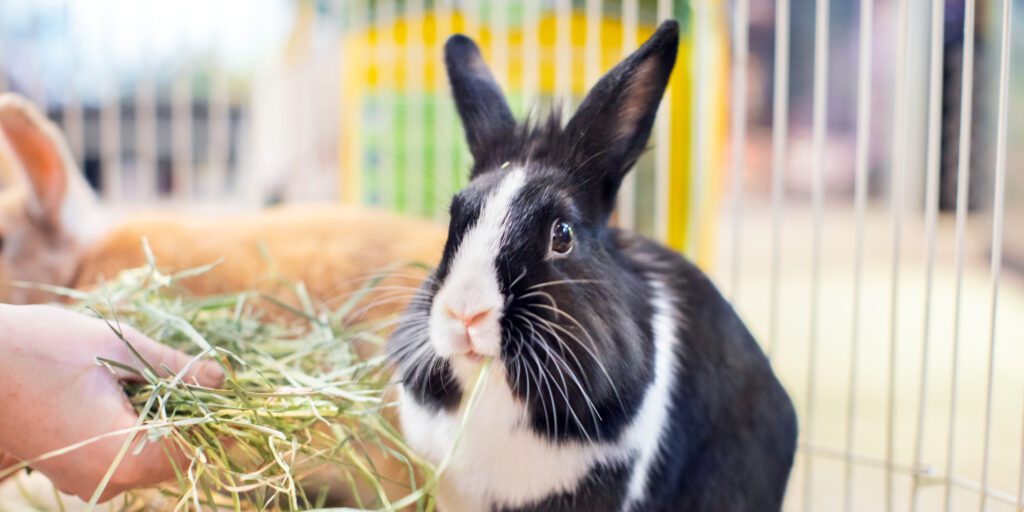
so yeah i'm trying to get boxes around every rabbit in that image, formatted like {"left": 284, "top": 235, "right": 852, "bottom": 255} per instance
{"left": 0, "top": 92, "right": 447, "bottom": 320}
{"left": 0, "top": 93, "right": 107, "bottom": 304}
{"left": 387, "top": 20, "right": 797, "bottom": 512}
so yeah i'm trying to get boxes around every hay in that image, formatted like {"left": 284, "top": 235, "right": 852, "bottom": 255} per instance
{"left": 0, "top": 243, "right": 487, "bottom": 511}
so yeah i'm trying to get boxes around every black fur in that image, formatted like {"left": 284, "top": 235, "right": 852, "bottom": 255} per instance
{"left": 388, "top": 20, "right": 797, "bottom": 511}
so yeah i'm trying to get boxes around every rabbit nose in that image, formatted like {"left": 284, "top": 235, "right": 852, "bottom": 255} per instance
{"left": 444, "top": 305, "right": 494, "bottom": 328}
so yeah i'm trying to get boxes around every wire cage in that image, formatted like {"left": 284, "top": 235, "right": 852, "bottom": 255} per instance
{"left": 0, "top": 0, "right": 1022, "bottom": 510}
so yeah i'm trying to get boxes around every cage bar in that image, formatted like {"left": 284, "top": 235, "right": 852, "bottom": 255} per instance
{"left": 434, "top": 0, "right": 453, "bottom": 220}
{"left": 726, "top": 0, "right": 748, "bottom": 301}
{"left": 100, "top": 76, "right": 122, "bottom": 203}
{"left": 617, "top": 0, "right": 639, "bottom": 231}
{"left": 136, "top": 71, "right": 158, "bottom": 200}
{"left": 653, "top": 0, "right": 671, "bottom": 243}
{"left": 843, "top": 0, "right": 873, "bottom": 509}
{"left": 886, "top": 0, "right": 913, "bottom": 508}
{"left": 978, "top": 0, "right": 1013, "bottom": 508}
{"left": 803, "top": 0, "right": 830, "bottom": 507}
{"left": 767, "top": 0, "right": 790, "bottom": 358}
{"left": 910, "top": 1, "right": 944, "bottom": 509}
{"left": 407, "top": 0, "right": 426, "bottom": 216}
{"left": 945, "top": 0, "right": 976, "bottom": 508}
{"left": 554, "top": 0, "right": 572, "bottom": 112}
{"left": 171, "top": 68, "right": 194, "bottom": 200}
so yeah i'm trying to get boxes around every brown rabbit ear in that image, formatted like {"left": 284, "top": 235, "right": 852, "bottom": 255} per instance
{"left": 0, "top": 93, "right": 70, "bottom": 226}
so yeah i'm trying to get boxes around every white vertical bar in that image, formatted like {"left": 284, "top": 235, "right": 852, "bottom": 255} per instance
{"left": 584, "top": 0, "right": 601, "bottom": 88}
{"left": 64, "top": 84, "right": 85, "bottom": 170}
{"left": 887, "top": 0, "right": 912, "bottom": 508}
{"left": 172, "top": 68, "right": 194, "bottom": 200}
{"left": 910, "top": 1, "right": 944, "bottom": 509}
{"left": 727, "top": 0, "right": 749, "bottom": 300}
{"left": 687, "top": 1, "right": 709, "bottom": 257}
{"left": 100, "top": 77, "right": 122, "bottom": 203}
{"left": 803, "top": 0, "right": 830, "bottom": 509}
{"left": 554, "top": 0, "right": 572, "bottom": 111}
{"left": 618, "top": 0, "right": 639, "bottom": 231}
{"left": 208, "top": 68, "right": 231, "bottom": 196}
{"left": 435, "top": 0, "right": 453, "bottom": 220}
{"left": 978, "top": 0, "right": 1012, "bottom": 508}
{"left": 945, "top": 0, "right": 976, "bottom": 509}
{"left": 408, "top": 0, "right": 426, "bottom": 216}
{"left": 523, "top": 0, "right": 541, "bottom": 107}
{"left": 843, "top": 0, "right": 873, "bottom": 509}
{"left": 0, "top": 42, "right": 6, "bottom": 92}
{"left": 136, "top": 72, "right": 157, "bottom": 200}
{"left": 654, "top": 0, "right": 670, "bottom": 243}
{"left": 492, "top": 0, "right": 510, "bottom": 87}
{"left": 767, "top": 0, "right": 790, "bottom": 358}
{"left": 464, "top": 0, "right": 480, "bottom": 39}
{"left": 379, "top": 0, "right": 396, "bottom": 207}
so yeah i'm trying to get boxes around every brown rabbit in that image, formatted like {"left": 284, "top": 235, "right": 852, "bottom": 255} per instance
{"left": 0, "top": 93, "right": 107, "bottom": 304}
{"left": 0, "top": 92, "right": 445, "bottom": 312}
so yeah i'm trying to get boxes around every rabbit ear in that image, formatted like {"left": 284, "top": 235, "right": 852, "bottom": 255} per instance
{"left": 563, "top": 20, "right": 678, "bottom": 216}
{"left": 445, "top": 34, "right": 515, "bottom": 174}
{"left": 0, "top": 93, "right": 71, "bottom": 226}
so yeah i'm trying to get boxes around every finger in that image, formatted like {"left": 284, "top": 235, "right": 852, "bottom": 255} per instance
{"left": 117, "top": 329, "right": 224, "bottom": 387}
{"left": 0, "top": 450, "right": 20, "bottom": 484}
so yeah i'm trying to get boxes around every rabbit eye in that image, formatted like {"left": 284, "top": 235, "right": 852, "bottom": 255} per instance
{"left": 549, "top": 221, "right": 574, "bottom": 257}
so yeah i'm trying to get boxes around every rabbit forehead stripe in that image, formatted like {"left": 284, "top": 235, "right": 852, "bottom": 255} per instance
{"left": 399, "top": 277, "right": 680, "bottom": 511}
{"left": 432, "top": 168, "right": 527, "bottom": 321}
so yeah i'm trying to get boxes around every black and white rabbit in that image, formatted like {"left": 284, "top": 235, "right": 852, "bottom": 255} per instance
{"left": 388, "top": 20, "right": 797, "bottom": 512}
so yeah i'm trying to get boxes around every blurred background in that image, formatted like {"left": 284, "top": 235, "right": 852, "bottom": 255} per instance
{"left": 0, "top": 0, "right": 1022, "bottom": 510}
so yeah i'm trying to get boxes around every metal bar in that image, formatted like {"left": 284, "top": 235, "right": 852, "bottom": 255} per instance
{"left": 554, "top": 0, "right": 572, "bottom": 111}
{"left": 727, "top": 0, "right": 749, "bottom": 300}
{"left": 767, "top": 0, "right": 790, "bottom": 358}
{"left": 617, "top": 0, "right": 639, "bottom": 231}
{"left": 379, "top": 0, "right": 396, "bottom": 206}
{"left": 464, "top": 0, "right": 480, "bottom": 39}
{"left": 886, "top": 0, "right": 913, "bottom": 508}
{"left": 207, "top": 68, "right": 231, "bottom": 197}
{"left": 171, "top": 67, "right": 194, "bottom": 200}
{"left": 63, "top": 84, "right": 85, "bottom": 170}
{"left": 654, "top": 0, "right": 670, "bottom": 243}
{"left": 100, "top": 76, "right": 122, "bottom": 203}
{"left": 523, "top": 0, "right": 540, "bottom": 107}
{"left": 978, "top": 0, "right": 1012, "bottom": 508}
{"left": 944, "top": 0, "right": 976, "bottom": 508}
{"left": 0, "top": 42, "right": 6, "bottom": 92}
{"left": 584, "top": 0, "right": 601, "bottom": 88}
{"left": 136, "top": 71, "right": 158, "bottom": 200}
{"left": 687, "top": 1, "right": 709, "bottom": 257}
{"left": 408, "top": 0, "right": 426, "bottom": 216}
{"left": 803, "top": 0, "right": 830, "bottom": 508}
{"left": 435, "top": 0, "right": 453, "bottom": 220}
{"left": 492, "top": 0, "right": 510, "bottom": 87}
{"left": 804, "top": 443, "right": 1022, "bottom": 507}
{"left": 910, "top": 1, "right": 944, "bottom": 509}
{"left": 843, "top": 0, "right": 872, "bottom": 508}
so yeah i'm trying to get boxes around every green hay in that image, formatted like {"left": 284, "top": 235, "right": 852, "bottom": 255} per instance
{"left": 0, "top": 243, "right": 489, "bottom": 511}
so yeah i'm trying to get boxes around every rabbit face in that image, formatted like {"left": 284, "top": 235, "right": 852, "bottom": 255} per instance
{"left": 0, "top": 94, "right": 102, "bottom": 303}
{"left": 390, "top": 23, "right": 679, "bottom": 443}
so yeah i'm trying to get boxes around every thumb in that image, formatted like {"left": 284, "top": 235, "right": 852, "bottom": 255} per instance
{"left": 118, "top": 329, "right": 224, "bottom": 388}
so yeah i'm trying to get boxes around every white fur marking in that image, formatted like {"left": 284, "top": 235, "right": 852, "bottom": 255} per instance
{"left": 621, "top": 279, "right": 679, "bottom": 510}
{"left": 402, "top": 272, "right": 681, "bottom": 511}
{"left": 429, "top": 168, "right": 527, "bottom": 358}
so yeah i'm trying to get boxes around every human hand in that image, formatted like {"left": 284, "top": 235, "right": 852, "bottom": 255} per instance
{"left": 0, "top": 304, "right": 223, "bottom": 502}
